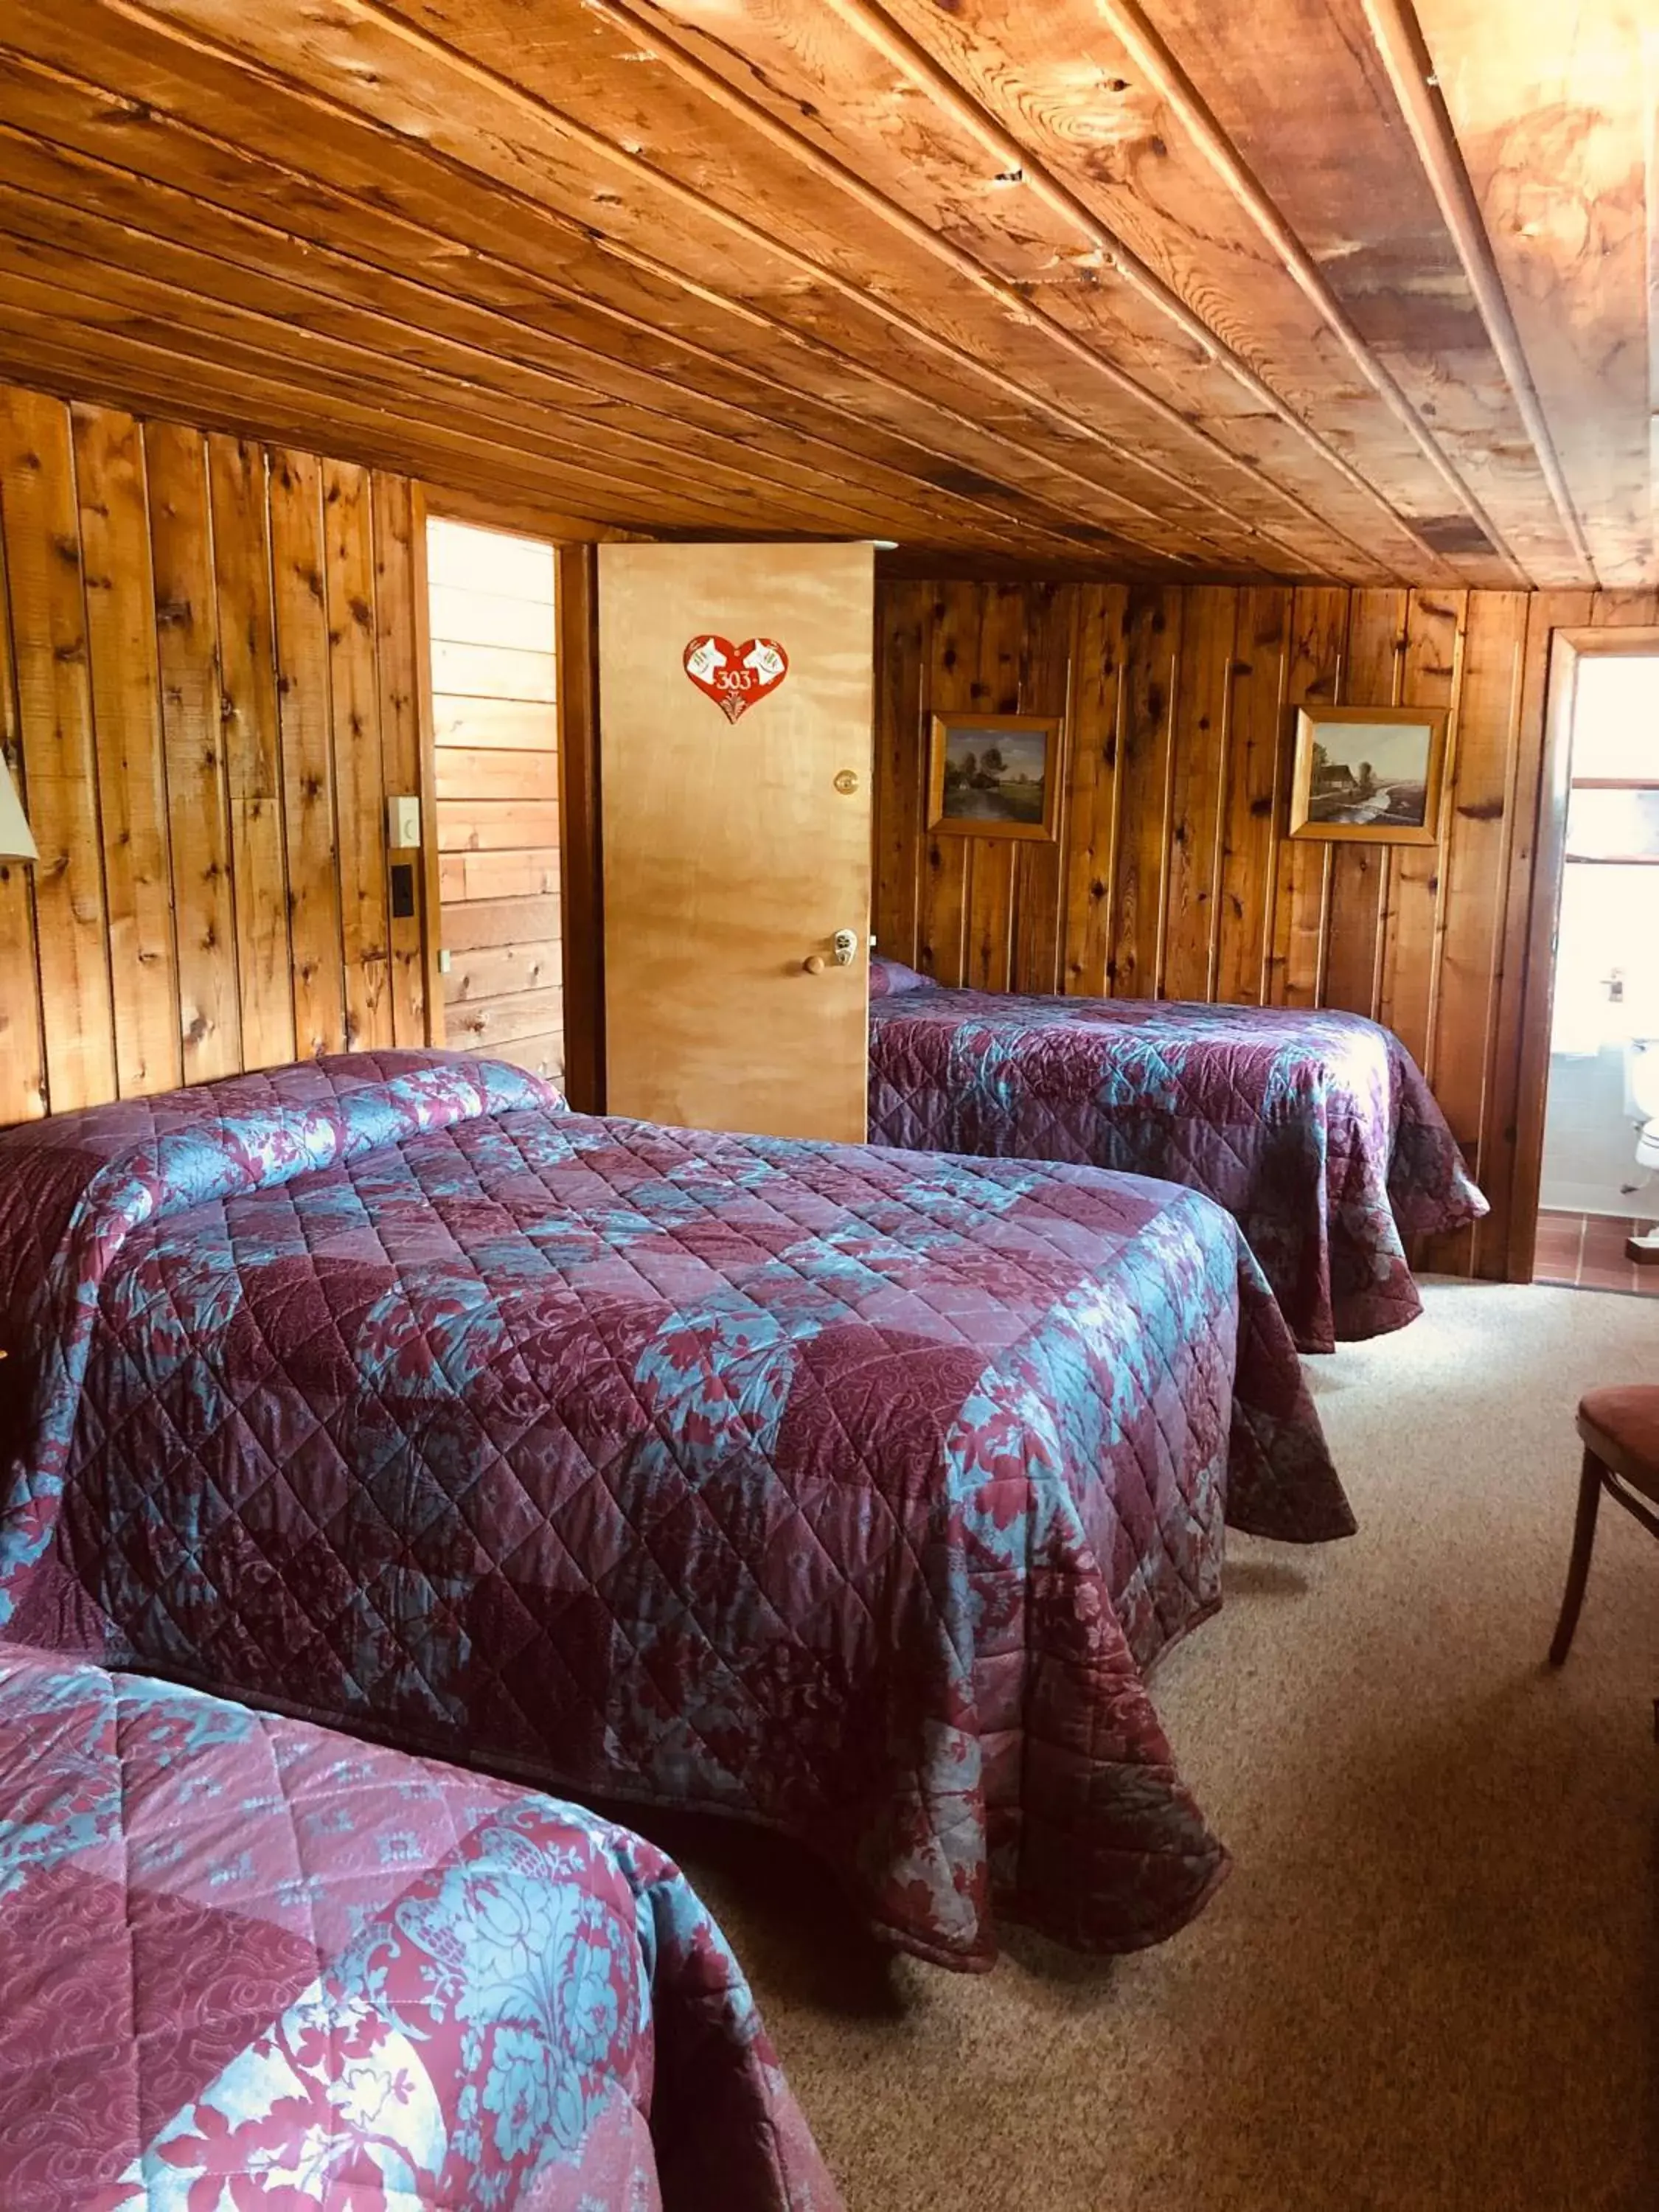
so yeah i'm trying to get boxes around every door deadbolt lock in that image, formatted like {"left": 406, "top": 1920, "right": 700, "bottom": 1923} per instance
{"left": 833, "top": 769, "right": 860, "bottom": 796}
{"left": 832, "top": 929, "right": 858, "bottom": 967}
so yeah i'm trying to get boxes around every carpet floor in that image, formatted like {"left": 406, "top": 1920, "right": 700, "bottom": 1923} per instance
{"left": 669, "top": 1281, "right": 1659, "bottom": 2212}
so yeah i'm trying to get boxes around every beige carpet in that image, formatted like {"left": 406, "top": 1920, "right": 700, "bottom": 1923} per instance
{"left": 672, "top": 1282, "right": 1659, "bottom": 2211}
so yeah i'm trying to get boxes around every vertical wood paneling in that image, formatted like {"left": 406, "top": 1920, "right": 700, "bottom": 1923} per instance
{"left": 1590, "top": 592, "right": 1659, "bottom": 628}
{"left": 0, "top": 375, "right": 442, "bottom": 1127}
{"left": 0, "top": 386, "right": 115, "bottom": 1110}
{"left": 1010, "top": 580, "right": 1073, "bottom": 994}
{"left": 872, "top": 579, "right": 929, "bottom": 968}
{"left": 961, "top": 584, "right": 1032, "bottom": 994}
{"left": 372, "top": 472, "right": 428, "bottom": 1049}
{"left": 1110, "top": 585, "right": 1182, "bottom": 998}
{"left": 978, "top": 584, "right": 1026, "bottom": 717}
{"left": 1420, "top": 588, "right": 1527, "bottom": 1273}
{"left": 1162, "top": 585, "right": 1236, "bottom": 1004}
{"left": 268, "top": 448, "right": 346, "bottom": 1058}
{"left": 208, "top": 434, "right": 295, "bottom": 1071}
{"left": 1322, "top": 588, "right": 1405, "bottom": 1018}
{"left": 0, "top": 521, "right": 45, "bottom": 1123}
{"left": 1269, "top": 588, "right": 1349, "bottom": 1007}
{"left": 72, "top": 403, "right": 181, "bottom": 1097}
{"left": 917, "top": 585, "right": 975, "bottom": 981}
{"left": 966, "top": 841, "right": 1015, "bottom": 990}
{"left": 1377, "top": 589, "right": 1464, "bottom": 1069}
{"left": 876, "top": 574, "right": 1657, "bottom": 1282}
{"left": 324, "top": 459, "right": 392, "bottom": 1050}
{"left": 1215, "top": 585, "right": 1290, "bottom": 1006}
{"left": 1061, "top": 583, "right": 1127, "bottom": 995}
{"left": 146, "top": 417, "right": 240, "bottom": 1081}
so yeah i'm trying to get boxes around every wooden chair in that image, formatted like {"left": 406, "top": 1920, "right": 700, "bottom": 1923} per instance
{"left": 1549, "top": 1387, "right": 1659, "bottom": 1667}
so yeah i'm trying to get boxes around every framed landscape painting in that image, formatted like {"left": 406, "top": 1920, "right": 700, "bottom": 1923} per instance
{"left": 927, "top": 712, "right": 1062, "bottom": 843}
{"left": 1288, "top": 704, "right": 1450, "bottom": 846}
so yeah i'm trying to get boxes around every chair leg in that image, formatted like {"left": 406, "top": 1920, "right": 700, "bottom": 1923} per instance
{"left": 1549, "top": 1447, "right": 1607, "bottom": 1667}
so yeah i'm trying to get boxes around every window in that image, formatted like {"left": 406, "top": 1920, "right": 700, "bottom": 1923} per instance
{"left": 1565, "top": 655, "right": 1659, "bottom": 863}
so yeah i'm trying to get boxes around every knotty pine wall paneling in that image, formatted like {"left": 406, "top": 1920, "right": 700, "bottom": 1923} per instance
{"left": 874, "top": 578, "right": 1658, "bottom": 1281}
{"left": 149, "top": 414, "right": 242, "bottom": 1079}
{"left": 2, "top": 386, "right": 116, "bottom": 1114}
{"left": 0, "top": 375, "right": 437, "bottom": 1124}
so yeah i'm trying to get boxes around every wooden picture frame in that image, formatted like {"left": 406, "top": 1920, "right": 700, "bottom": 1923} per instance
{"left": 927, "top": 712, "right": 1062, "bottom": 843}
{"left": 1287, "top": 704, "right": 1450, "bottom": 846}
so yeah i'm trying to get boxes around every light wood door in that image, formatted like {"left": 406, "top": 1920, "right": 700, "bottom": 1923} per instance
{"left": 599, "top": 542, "right": 874, "bottom": 1141}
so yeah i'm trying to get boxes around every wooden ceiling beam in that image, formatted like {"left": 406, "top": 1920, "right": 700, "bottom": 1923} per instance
{"left": 103, "top": 0, "right": 1382, "bottom": 577}
{"left": 0, "top": 11, "right": 1266, "bottom": 572}
{"left": 1357, "top": 0, "right": 1599, "bottom": 584}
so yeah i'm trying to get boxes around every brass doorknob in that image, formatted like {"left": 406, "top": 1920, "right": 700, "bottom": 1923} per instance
{"left": 803, "top": 954, "right": 826, "bottom": 975}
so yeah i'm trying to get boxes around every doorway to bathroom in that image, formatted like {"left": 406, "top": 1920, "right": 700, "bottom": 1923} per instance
{"left": 1533, "top": 648, "right": 1659, "bottom": 1298}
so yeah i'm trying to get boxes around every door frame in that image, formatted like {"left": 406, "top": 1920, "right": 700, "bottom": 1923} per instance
{"left": 1508, "top": 624, "right": 1659, "bottom": 1279}
{"left": 415, "top": 487, "right": 611, "bottom": 1111}
{"left": 554, "top": 542, "right": 605, "bottom": 1113}
{"left": 408, "top": 484, "right": 445, "bottom": 1049}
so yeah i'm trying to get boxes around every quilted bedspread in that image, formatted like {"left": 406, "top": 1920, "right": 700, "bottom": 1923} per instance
{"left": 0, "top": 1051, "right": 1352, "bottom": 1968}
{"left": 0, "top": 1642, "right": 836, "bottom": 2211}
{"left": 868, "top": 975, "right": 1487, "bottom": 1352}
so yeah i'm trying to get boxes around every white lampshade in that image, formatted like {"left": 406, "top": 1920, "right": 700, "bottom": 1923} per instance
{"left": 0, "top": 754, "right": 35, "bottom": 863}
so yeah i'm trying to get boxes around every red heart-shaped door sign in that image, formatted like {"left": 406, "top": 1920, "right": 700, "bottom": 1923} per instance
{"left": 683, "top": 634, "right": 789, "bottom": 723}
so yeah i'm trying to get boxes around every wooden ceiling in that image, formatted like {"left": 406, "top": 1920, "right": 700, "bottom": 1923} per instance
{"left": 0, "top": 0, "right": 1649, "bottom": 585}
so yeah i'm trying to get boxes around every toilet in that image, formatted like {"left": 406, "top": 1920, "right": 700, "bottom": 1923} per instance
{"left": 1623, "top": 1037, "right": 1659, "bottom": 1169}
{"left": 1622, "top": 1040, "right": 1659, "bottom": 1260}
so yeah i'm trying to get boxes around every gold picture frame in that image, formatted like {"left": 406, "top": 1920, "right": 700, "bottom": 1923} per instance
{"left": 927, "top": 712, "right": 1062, "bottom": 844}
{"left": 1288, "top": 704, "right": 1450, "bottom": 846}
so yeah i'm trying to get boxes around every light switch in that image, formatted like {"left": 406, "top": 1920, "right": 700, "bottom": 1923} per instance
{"left": 386, "top": 795, "right": 421, "bottom": 849}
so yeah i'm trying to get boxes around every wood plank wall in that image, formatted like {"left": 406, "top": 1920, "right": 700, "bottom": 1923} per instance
{"left": 0, "top": 376, "right": 433, "bottom": 1124}
{"left": 430, "top": 517, "right": 564, "bottom": 1082}
{"left": 874, "top": 577, "right": 1659, "bottom": 1279}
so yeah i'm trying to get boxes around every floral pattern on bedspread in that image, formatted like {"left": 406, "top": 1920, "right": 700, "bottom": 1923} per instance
{"left": 869, "top": 983, "right": 1487, "bottom": 1352}
{"left": 0, "top": 1052, "right": 1352, "bottom": 1966}
{"left": 0, "top": 1641, "right": 837, "bottom": 2210}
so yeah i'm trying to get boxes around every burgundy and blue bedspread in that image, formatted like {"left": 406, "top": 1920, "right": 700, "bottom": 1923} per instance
{"left": 0, "top": 1051, "right": 1352, "bottom": 1969}
{"left": 868, "top": 969, "right": 1487, "bottom": 1352}
{"left": 0, "top": 1641, "right": 835, "bottom": 2211}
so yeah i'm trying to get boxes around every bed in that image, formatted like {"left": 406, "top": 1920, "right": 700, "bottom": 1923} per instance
{"left": 868, "top": 958, "right": 1487, "bottom": 1353}
{"left": 0, "top": 1050, "right": 1353, "bottom": 1969}
{"left": 0, "top": 1640, "right": 836, "bottom": 2211}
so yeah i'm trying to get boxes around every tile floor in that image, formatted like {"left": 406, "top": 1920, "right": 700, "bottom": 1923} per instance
{"left": 1533, "top": 1208, "right": 1659, "bottom": 1296}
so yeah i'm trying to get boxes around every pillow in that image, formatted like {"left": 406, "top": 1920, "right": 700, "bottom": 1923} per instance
{"left": 869, "top": 955, "right": 940, "bottom": 999}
